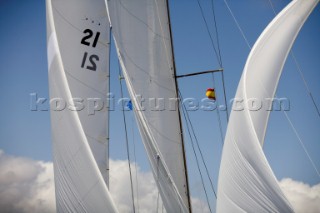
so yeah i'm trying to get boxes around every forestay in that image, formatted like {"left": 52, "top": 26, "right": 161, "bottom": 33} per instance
{"left": 217, "top": 0, "right": 319, "bottom": 212}
{"left": 46, "top": 0, "right": 117, "bottom": 212}
{"left": 107, "top": 0, "right": 191, "bottom": 212}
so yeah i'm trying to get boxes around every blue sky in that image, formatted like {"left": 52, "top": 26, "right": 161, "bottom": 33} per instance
{"left": 0, "top": 0, "right": 319, "bottom": 209}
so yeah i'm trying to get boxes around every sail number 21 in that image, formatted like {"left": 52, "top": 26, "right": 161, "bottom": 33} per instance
{"left": 80, "top": 29, "right": 100, "bottom": 71}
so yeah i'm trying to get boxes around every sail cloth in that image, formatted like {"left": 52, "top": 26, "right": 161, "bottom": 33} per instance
{"left": 107, "top": 0, "right": 191, "bottom": 212}
{"left": 46, "top": 0, "right": 118, "bottom": 212}
{"left": 217, "top": 0, "right": 319, "bottom": 212}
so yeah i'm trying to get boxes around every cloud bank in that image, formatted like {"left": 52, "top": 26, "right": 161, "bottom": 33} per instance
{"left": 279, "top": 178, "right": 320, "bottom": 213}
{"left": 0, "top": 150, "right": 319, "bottom": 213}
{"left": 0, "top": 150, "right": 55, "bottom": 213}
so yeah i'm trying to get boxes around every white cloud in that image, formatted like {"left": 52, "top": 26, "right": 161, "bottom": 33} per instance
{"left": 0, "top": 150, "right": 209, "bottom": 213}
{"left": 109, "top": 160, "right": 210, "bottom": 213}
{"left": 109, "top": 159, "right": 159, "bottom": 213}
{"left": 0, "top": 150, "right": 55, "bottom": 213}
{"left": 279, "top": 178, "right": 320, "bottom": 213}
{"left": 191, "top": 197, "right": 210, "bottom": 213}
{"left": 0, "top": 150, "right": 318, "bottom": 213}
{"left": 109, "top": 160, "right": 211, "bottom": 213}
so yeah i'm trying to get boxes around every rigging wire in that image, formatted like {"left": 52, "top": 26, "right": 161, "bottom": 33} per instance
{"left": 196, "top": 0, "right": 222, "bottom": 67}
{"left": 118, "top": 63, "right": 136, "bottom": 213}
{"left": 268, "top": 0, "right": 320, "bottom": 179}
{"left": 180, "top": 97, "right": 213, "bottom": 213}
{"left": 267, "top": 0, "right": 320, "bottom": 117}
{"left": 223, "top": 0, "right": 252, "bottom": 49}
{"left": 283, "top": 111, "right": 320, "bottom": 178}
{"left": 210, "top": 0, "right": 229, "bottom": 122}
{"left": 179, "top": 90, "right": 218, "bottom": 199}
{"left": 224, "top": 0, "right": 320, "bottom": 180}
{"left": 196, "top": 0, "right": 229, "bottom": 122}
{"left": 156, "top": 191, "right": 160, "bottom": 213}
{"left": 210, "top": 0, "right": 223, "bottom": 67}
{"left": 131, "top": 116, "right": 140, "bottom": 213}
{"left": 290, "top": 52, "right": 320, "bottom": 117}
{"left": 156, "top": 157, "right": 160, "bottom": 213}
{"left": 211, "top": 73, "right": 225, "bottom": 144}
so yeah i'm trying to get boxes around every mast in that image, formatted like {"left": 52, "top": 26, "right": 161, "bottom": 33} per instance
{"left": 165, "top": 0, "right": 192, "bottom": 212}
{"left": 106, "top": 26, "right": 112, "bottom": 188}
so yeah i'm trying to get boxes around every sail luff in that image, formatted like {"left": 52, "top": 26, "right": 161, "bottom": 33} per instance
{"left": 47, "top": 0, "right": 118, "bottom": 211}
{"left": 115, "top": 44, "right": 189, "bottom": 212}
{"left": 108, "top": 25, "right": 188, "bottom": 209}
{"left": 216, "top": 0, "right": 319, "bottom": 212}
{"left": 106, "top": 0, "right": 190, "bottom": 212}
{"left": 165, "top": 0, "right": 192, "bottom": 211}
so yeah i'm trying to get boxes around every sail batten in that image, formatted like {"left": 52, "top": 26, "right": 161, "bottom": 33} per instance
{"left": 107, "top": 0, "right": 191, "bottom": 212}
{"left": 217, "top": 0, "right": 319, "bottom": 212}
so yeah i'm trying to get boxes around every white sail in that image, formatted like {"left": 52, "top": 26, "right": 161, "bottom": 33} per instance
{"left": 217, "top": 0, "right": 319, "bottom": 212}
{"left": 46, "top": 0, "right": 117, "bottom": 212}
{"left": 107, "top": 0, "right": 191, "bottom": 212}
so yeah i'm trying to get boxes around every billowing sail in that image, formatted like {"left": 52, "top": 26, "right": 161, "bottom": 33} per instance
{"left": 46, "top": 0, "right": 117, "bottom": 212}
{"left": 107, "top": 0, "right": 191, "bottom": 212}
{"left": 217, "top": 0, "right": 319, "bottom": 212}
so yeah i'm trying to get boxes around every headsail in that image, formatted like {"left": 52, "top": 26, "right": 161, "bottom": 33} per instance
{"left": 46, "top": 0, "right": 117, "bottom": 212}
{"left": 107, "top": 0, "right": 191, "bottom": 212}
{"left": 217, "top": 0, "right": 319, "bottom": 212}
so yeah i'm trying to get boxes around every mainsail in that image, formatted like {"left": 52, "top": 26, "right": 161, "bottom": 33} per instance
{"left": 107, "top": 0, "right": 191, "bottom": 212}
{"left": 46, "top": 0, "right": 117, "bottom": 212}
{"left": 217, "top": 0, "right": 319, "bottom": 212}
